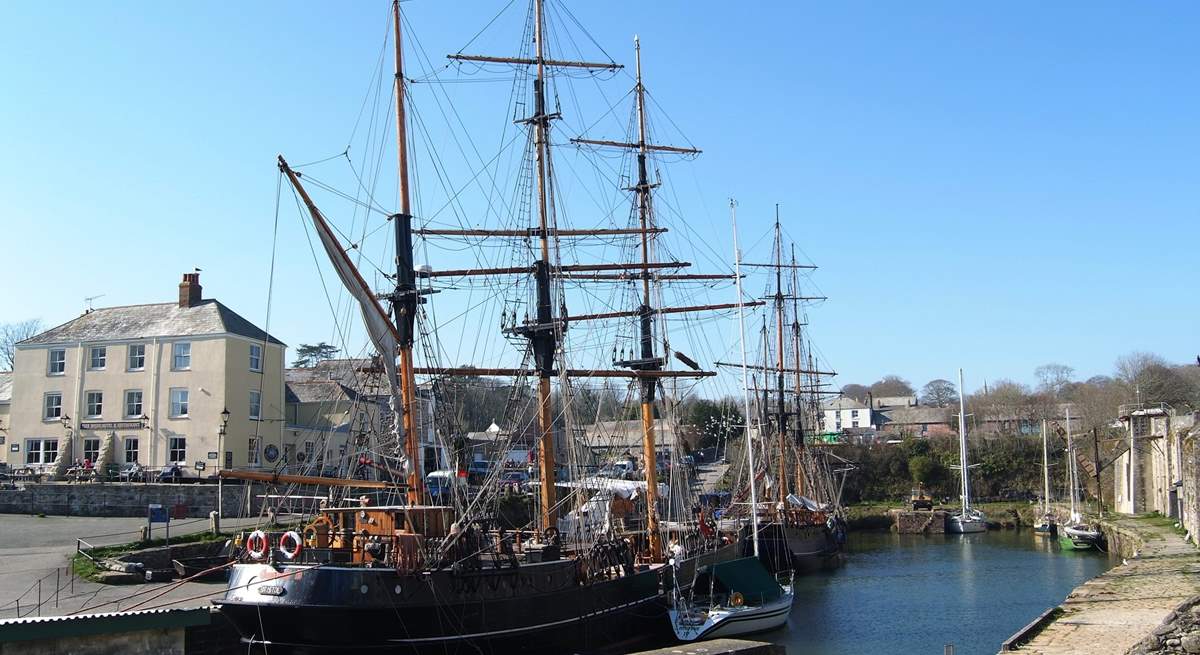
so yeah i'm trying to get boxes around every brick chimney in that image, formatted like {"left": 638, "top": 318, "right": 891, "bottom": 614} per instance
{"left": 179, "top": 273, "right": 202, "bottom": 308}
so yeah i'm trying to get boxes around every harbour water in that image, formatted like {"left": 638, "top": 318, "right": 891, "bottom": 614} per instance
{"left": 762, "top": 529, "right": 1116, "bottom": 654}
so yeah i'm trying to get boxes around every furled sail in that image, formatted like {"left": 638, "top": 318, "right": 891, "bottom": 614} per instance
{"left": 284, "top": 157, "right": 408, "bottom": 473}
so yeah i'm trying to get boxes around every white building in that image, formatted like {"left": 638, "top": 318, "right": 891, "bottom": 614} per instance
{"left": 821, "top": 397, "right": 873, "bottom": 432}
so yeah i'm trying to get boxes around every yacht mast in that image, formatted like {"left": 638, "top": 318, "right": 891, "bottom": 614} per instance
{"left": 957, "top": 368, "right": 970, "bottom": 516}
{"left": 1041, "top": 418, "right": 1051, "bottom": 516}
{"left": 789, "top": 245, "right": 806, "bottom": 497}
{"left": 390, "top": 0, "right": 422, "bottom": 504}
{"left": 772, "top": 211, "right": 789, "bottom": 505}
{"left": 732, "top": 200, "right": 760, "bottom": 557}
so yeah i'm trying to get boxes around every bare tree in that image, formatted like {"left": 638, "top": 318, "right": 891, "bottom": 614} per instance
{"left": 869, "top": 375, "right": 914, "bottom": 398}
{"left": 1, "top": 319, "right": 42, "bottom": 370}
{"left": 840, "top": 384, "right": 869, "bottom": 403}
{"left": 1034, "top": 363, "right": 1075, "bottom": 397}
{"left": 919, "top": 379, "right": 957, "bottom": 407}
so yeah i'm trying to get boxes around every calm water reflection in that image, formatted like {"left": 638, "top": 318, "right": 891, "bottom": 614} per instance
{"left": 762, "top": 530, "right": 1115, "bottom": 655}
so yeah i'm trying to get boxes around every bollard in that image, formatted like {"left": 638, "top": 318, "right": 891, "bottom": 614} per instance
{"left": 210, "top": 510, "right": 220, "bottom": 535}
{"left": 944, "top": 645, "right": 955, "bottom": 655}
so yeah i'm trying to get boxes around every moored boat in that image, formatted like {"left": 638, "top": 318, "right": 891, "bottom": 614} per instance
{"left": 670, "top": 557, "right": 793, "bottom": 642}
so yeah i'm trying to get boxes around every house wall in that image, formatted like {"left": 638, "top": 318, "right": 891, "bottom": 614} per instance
{"left": 7, "top": 335, "right": 284, "bottom": 476}
{"left": 822, "top": 408, "right": 872, "bottom": 431}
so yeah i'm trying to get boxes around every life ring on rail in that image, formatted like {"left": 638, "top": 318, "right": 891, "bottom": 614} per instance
{"left": 279, "top": 530, "right": 303, "bottom": 560}
{"left": 246, "top": 530, "right": 269, "bottom": 560}
{"left": 729, "top": 591, "right": 745, "bottom": 608}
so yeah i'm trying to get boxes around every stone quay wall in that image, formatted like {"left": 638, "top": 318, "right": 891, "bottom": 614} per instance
{"left": 890, "top": 509, "right": 947, "bottom": 533}
{"left": 0, "top": 482, "right": 263, "bottom": 518}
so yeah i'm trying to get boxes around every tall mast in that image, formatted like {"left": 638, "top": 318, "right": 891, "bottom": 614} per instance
{"left": 732, "top": 200, "right": 759, "bottom": 557}
{"left": 1041, "top": 418, "right": 1050, "bottom": 516}
{"left": 529, "top": 0, "right": 559, "bottom": 532}
{"left": 391, "top": 0, "right": 422, "bottom": 505}
{"left": 789, "top": 244, "right": 806, "bottom": 497}
{"left": 632, "top": 36, "right": 663, "bottom": 562}
{"left": 1066, "top": 406, "right": 1077, "bottom": 521}
{"left": 957, "top": 368, "right": 970, "bottom": 516}
{"left": 772, "top": 210, "right": 788, "bottom": 505}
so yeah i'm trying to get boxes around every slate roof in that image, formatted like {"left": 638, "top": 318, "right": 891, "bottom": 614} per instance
{"left": 821, "top": 396, "right": 868, "bottom": 410}
{"left": 285, "top": 380, "right": 357, "bottom": 404}
{"left": 19, "top": 300, "right": 283, "bottom": 346}
{"left": 0, "top": 372, "right": 11, "bottom": 404}
{"left": 877, "top": 406, "right": 951, "bottom": 426}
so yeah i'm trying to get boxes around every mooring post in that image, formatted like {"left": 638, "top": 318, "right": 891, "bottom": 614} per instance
{"left": 944, "top": 645, "right": 955, "bottom": 655}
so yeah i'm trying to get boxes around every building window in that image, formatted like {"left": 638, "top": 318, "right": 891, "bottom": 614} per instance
{"left": 249, "top": 390, "right": 261, "bottom": 420}
{"left": 248, "top": 437, "right": 260, "bottom": 466}
{"left": 83, "top": 438, "right": 100, "bottom": 463}
{"left": 851, "top": 409, "right": 859, "bottom": 418}
{"left": 89, "top": 346, "right": 106, "bottom": 370}
{"left": 44, "top": 392, "right": 62, "bottom": 420}
{"left": 169, "top": 388, "right": 189, "bottom": 417}
{"left": 85, "top": 391, "right": 103, "bottom": 418}
{"left": 124, "top": 390, "right": 143, "bottom": 418}
{"left": 168, "top": 436, "right": 186, "bottom": 463}
{"left": 249, "top": 344, "right": 262, "bottom": 372}
{"left": 125, "top": 437, "right": 139, "bottom": 463}
{"left": 48, "top": 349, "right": 66, "bottom": 375}
{"left": 172, "top": 342, "right": 191, "bottom": 370}
{"left": 25, "top": 439, "right": 58, "bottom": 465}
{"left": 304, "top": 441, "right": 315, "bottom": 463}
{"left": 128, "top": 344, "right": 145, "bottom": 371}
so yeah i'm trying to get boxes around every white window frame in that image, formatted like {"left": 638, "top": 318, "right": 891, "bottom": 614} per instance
{"left": 124, "top": 437, "right": 139, "bottom": 464}
{"left": 168, "top": 436, "right": 186, "bottom": 464}
{"left": 249, "top": 344, "right": 262, "bottom": 372}
{"left": 89, "top": 346, "right": 106, "bottom": 370}
{"left": 249, "top": 390, "right": 261, "bottom": 420}
{"left": 48, "top": 349, "right": 66, "bottom": 376}
{"left": 85, "top": 391, "right": 103, "bottom": 419}
{"left": 127, "top": 344, "right": 145, "bottom": 371}
{"left": 248, "top": 437, "right": 260, "bottom": 466}
{"left": 304, "top": 441, "right": 315, "bottom": 462}
{"left": 82, "top": 438, "right": 100, "bottom": 463}
{"left": 25, "top": 439, "right": 58, "bottom": 465}
{"left": 169, "top": 388, "right": 189, "bottom": 418}
{"left": 124, "top": 389, "right": 143, "bottom": 418}
{"left": 43, "top": 392, "right": 62, "bottom": 421}
{"left": 172, "top": 342, "right": 191, "bottom": 371}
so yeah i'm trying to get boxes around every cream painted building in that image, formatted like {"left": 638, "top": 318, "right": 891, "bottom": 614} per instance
{"left": 0, "top": 372, "right": 12, "bottom": 464}
{"left": 6, "top": 273, "right": 285, "bottom": 477}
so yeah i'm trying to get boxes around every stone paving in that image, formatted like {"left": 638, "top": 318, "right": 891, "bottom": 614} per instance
{"left": 1015, "top": 516, "right": 1200, "bottom": 655}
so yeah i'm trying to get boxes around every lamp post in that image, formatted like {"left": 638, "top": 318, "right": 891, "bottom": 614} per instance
{"left": 217, "top": 407, "right": 230, "bottom": 520}
{"left": 59, "top": 415, "right": 73, "bottom": 478}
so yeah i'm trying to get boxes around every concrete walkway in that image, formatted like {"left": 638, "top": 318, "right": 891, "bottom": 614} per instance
{"left": 1014, "top": 516, "right": 1200, "bottom": 655}
{"left": 0, "top": 514, "right": 260, "bottom": 620}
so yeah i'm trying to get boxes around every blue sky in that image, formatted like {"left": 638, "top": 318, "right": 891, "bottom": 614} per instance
{"left": 1, "top": 1, "right": 1196, "bottom": 396}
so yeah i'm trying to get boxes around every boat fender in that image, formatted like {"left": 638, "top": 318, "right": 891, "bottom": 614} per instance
{"left": 278, "top": 530, "right": 303, "bottom": 561}
{"left": 246, "top": 530, "right": 269, "bottom": 560}
{"left": 729, "top": 591, "right": 745, "bottom": 607}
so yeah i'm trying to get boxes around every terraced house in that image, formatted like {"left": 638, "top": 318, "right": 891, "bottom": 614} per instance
{"left": 4, "top": 273, "right": 285, "bottom": 478}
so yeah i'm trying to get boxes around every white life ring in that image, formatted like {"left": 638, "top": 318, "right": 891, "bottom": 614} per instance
{"left": 246, "top": 530, "right": 269, "bottom": 560}
{"left": 279, "top": 530, "right": 303, "bottom": 560}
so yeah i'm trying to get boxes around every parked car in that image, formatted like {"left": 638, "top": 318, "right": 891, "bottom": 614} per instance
{"left": 119, "top": 462, "right": 146, "bottom": 482}
{"left": 426, "top": 470, "right": 466, "bottom": 503}
{"left": 467, "top": 460, "right": 492, "bottom": 485}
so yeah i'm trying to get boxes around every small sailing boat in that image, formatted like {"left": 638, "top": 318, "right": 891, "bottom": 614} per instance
{"left": 1058, "top": 408, "right": 1103, "bottom": 551}
{"left": 668, "top": 211, "right": 794, "bottom": 642}
{"left": 947, "top": 369, "right": 987, "bottom": 534}
{"left": 1033, "top": 418, "right": 1058, "bottom": 536}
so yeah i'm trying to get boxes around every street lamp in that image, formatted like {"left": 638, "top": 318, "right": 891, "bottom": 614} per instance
{"left": 59, "top": 415, "right": 73, "bottom": 474}
{"left": 217, "top": 407, "right": 230, "bottom": 522}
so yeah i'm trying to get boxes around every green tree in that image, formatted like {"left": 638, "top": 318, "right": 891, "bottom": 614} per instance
{"left": 292, "top": 342, "right": 339, "bottom": 368}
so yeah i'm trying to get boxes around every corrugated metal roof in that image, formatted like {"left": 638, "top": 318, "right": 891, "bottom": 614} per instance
{"left": 0, "top": 606, "right": 211, "bottom": 642}
{"left": 18, "top": 300, "right": 282, "bottom": 346}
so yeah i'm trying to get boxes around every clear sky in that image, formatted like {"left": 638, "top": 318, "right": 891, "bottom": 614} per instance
{"left": 1, "top": 1, "right": 1196, "bottom": 395}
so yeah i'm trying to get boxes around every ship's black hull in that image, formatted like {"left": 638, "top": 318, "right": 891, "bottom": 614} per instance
{"left": 214, "top": 544, "right": 737, "bottom": 654}
{"left": 751, "top": 521, "right": 845, "bottom": 574}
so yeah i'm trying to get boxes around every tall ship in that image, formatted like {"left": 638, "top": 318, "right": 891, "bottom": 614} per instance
{"left": 213, "top": 1, "right": 744, "bottom": 651}
{"left": 721, "top": 214, "right": 847, "bottom": 573}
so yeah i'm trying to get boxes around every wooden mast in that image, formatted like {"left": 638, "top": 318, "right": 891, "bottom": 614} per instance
{"left": 772, "top": 209, "right": 789, "bottom": 505}
{"left": 529, "top": 0, "right": 559, "bottom": 532}
{"left": 789, "top": 245, "right": 806, "bottom": 497}
{"left": 632, "top": 36, "right": 663, "bottom": 562}
{"left": 391, "top": 0, "right": 423, "bottom": 505}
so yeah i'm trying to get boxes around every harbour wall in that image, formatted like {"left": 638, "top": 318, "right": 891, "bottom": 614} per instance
{"left": 0, "top": 483, "right": 266, "bottom": 518}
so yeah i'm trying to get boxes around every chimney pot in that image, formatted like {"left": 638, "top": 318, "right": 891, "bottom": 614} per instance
{"left": 179, "top": 273, "right": 202, "bottom": 308}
